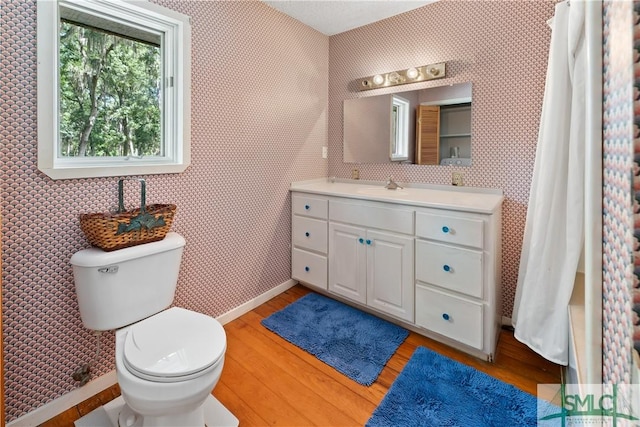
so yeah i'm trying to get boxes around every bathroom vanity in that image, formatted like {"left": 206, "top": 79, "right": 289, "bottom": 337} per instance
{"left": 290, "top": 179, "right": 503, "bottom": 361}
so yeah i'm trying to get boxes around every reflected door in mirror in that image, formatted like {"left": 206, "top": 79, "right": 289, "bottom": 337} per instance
{"left": 416, "top": 105, "right": 440, "bottom": 165}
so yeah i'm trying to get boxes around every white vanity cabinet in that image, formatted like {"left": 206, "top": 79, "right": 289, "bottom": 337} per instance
{"left": 414, "top": 208, "right": 501, "bottom": 358}
{"left": 328, "top": 199, "right": 415, "bottom": 322}
{"left": 291, "top": 194, "right": 329, "bottom": 290}
{"left": 290, "top": 181, "right": 503, "bottom": 361}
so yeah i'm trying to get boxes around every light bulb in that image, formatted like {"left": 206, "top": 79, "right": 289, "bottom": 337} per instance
{"left": 372, "top": 74, "right": 384, "bottom": 85}
{"left": 406, "top": 67, "right": 419, "bottom": 79}
{"left": 388, "top": 71, "right": 401, "bottom": 84}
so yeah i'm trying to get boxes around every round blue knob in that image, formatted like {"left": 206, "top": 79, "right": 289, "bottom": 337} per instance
{"left": 442, "top": 226, "right": 450, "bottom": 233}
{"left": 442, "top": 313, "right": 450, "bottom": 321}
{"left": 304, "top": 266, "right": 310, "bottom": 272}
{"left": 366, "top": 239, "right": 372, "bottom": 245}
{"left": 443, "top": 264, "right": 451, "bottom": 272}
{"left": 304, "top": 204, "right": 310, "bottom": 210}
{"left": 305, "top": 232, "right": 310, "bottom": 237}
{"left": 358, "top": 238, "right": 364, "bottom": 244}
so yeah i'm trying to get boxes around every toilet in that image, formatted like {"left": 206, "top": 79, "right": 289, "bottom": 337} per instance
{"left": 70, "top": 232, "right": 238, "bottom": 427}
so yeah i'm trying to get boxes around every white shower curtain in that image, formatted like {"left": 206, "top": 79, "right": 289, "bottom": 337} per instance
{"left": 512, "top": 0, "right": 585, "bottom": 365}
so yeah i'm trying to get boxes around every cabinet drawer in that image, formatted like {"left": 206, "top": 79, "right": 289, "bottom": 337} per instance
{"left": 292, "top": 248, "right": 327, "bottom": 290}
{"left": 416, "top": 211, "right": 483, "bottom": 249}
{"left": 415, "top": 285, "right": 483, "bottom": 350}
{"left": 292, "top": 216, "right": 327, "bottom": 254}
{"left": 292, "top": 194, "right": 328, "bottom": 219}
{"left": 330, "top": 199, "right": 414, "bottom": 235}
{"left": 416, "top": 240, "right": 483, "bottom": 298}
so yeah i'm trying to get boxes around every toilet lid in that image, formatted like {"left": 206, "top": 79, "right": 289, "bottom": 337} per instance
{"left": 123, "top": 307, "right": 225, "bottom": 381}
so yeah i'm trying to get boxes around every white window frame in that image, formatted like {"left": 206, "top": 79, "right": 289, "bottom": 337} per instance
{"left": 37, "top": 0, "right": 191, "bottom": 180}
{"left": 390, "top": 95, "right": 409, "bottom": 161}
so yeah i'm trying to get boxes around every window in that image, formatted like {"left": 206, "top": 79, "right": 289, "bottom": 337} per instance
{"left": 390, "top": 95, "right": 409, "bottom": 161}
{"left": 37, "top": 0, "right": 191, "bottom": 179}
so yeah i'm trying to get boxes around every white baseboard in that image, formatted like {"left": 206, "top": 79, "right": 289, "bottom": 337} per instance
{"left": 215, "top": 279, "right": 296, "bottom": 325}
{"left": 7, "top": 279, "right": 297, "bottom": 426}
{"left": 7, "top": 371, "right": 118, "bottom": 427}
{"left": 501, "top": 316, "right": 512, "bottom": 327}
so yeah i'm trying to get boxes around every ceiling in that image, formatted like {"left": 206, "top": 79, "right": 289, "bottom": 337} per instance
{"left": 262, "top": 1, "right": 436, "bottom": 36}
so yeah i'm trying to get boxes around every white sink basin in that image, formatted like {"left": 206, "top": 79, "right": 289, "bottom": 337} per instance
{"left": 356, "top": 187, "right": 409, "bottom": 196}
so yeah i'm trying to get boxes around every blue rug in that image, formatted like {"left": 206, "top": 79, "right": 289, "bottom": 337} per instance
{"left": 261, "top": 293, "right": 409, "bottom": 386}
{"left": 368, "top": 347, "right": 548, "bottom": 426}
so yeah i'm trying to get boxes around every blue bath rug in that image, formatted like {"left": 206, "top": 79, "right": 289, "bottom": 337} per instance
{"left": 261, "top": 293, "right": 409, "bottom": 386}
{"left": 367, "top": 346, "right": 553, "bottom": 426}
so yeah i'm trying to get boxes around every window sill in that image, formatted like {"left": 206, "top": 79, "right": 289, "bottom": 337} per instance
{"left": 38, "top": 161, "right": 190, "bottom": 180}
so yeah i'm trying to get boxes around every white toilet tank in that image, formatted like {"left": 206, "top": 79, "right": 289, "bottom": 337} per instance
{"left": 70, "top": 232, "right": 186, "bottom": 331}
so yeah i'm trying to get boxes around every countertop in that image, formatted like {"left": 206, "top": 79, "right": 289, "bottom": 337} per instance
{"left": 290, "top": 179, "right": 504, "bottom": 214}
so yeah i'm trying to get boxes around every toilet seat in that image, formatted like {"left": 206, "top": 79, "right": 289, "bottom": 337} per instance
{"left": 123, "top": 307, "right": 226, "bottom": 383}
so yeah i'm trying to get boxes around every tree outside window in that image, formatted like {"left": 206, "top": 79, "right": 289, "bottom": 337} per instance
{"left": 58, "top": 21, "right": 162, "bottom": 159}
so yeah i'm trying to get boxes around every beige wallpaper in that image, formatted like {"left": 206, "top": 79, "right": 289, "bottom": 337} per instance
{"left": 0, "top": 0, "right": 328, "bottom": 421}
{"left": 328, "top": 0, "right": 555, "bottom": 317}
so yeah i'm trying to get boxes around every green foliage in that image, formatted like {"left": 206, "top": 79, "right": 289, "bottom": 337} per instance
{"left": 59, "top": 21, "right": 161, "bottom": 158}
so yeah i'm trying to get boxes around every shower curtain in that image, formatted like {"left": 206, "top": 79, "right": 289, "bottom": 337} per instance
{"left": 512, "top": 0, "right": 585, "bottom": 365}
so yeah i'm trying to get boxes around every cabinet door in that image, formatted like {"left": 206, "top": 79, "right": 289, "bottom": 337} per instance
{"left": 292, "top": 248, "right": 327, "bottom": 290}
{"left": 292, "top": 215, "right": 328, "bottom": 254}
{"left": 329, "top": 223, "right": 367, "bottom": 304}
{"left": 366, "top": 230, "right": 414, "bottom": 322}
{"left": 415, "top": 240, "right": 483, "bottom": 298}
{"left": 415, "top": 284, "right": 483, "bottom": 350}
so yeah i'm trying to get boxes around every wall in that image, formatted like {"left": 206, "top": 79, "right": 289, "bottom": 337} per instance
{"left": 602, "top": 0, "right": 634, "bottom": 384}
{"left": 0, "top": 0, "right": 328, "bottom": 421}
{"left": 328, "top": 0, "right": 554, "bottom": 317}
{"left": 632, "top": 0, "right": 640, "bottom": 379}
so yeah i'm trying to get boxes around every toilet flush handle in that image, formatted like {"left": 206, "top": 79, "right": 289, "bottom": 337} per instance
{"left": 98, "top": 266, "right": 119, "bottom": 274}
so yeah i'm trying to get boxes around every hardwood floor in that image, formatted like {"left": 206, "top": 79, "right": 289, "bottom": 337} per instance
{"left": 40, "top": 285, "right": 561, "bottom": 426}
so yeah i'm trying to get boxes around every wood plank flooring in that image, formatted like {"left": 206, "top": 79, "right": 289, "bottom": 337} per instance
{"left": 40, "top": 285, "right": 561, "bottom": 426}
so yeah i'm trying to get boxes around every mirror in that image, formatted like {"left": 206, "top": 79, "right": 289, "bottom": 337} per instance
{"left": 343, "top": 82, "right": 472, "bottom": 165}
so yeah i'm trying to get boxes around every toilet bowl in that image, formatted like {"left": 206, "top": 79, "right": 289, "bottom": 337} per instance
{"left": 115, "top": 307, "right": 226, "bottom": 426}
{"left": 70, "top": 233, "right": 238, "bottom": 427}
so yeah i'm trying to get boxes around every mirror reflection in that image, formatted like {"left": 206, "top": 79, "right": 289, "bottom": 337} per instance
{"left": 343, "top": 82, "right": 472, "bottom": 166}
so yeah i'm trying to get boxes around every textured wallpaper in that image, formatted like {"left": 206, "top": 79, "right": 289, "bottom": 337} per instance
{"left": 634, "top": 0, "right": 640, "bottom": 371}
{"left": 0, "top": 0, "right": 328, "bottom": 421}
{"left": 328, "top": 0, "right": 555, "bottom": 317}
{"left": 602, "top": 0, "right": 634, "bottom": 384}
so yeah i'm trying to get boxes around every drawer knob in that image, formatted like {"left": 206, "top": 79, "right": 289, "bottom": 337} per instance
{"left": 304, "top": 204, "right": 310, "bottom": 210}
{"left": 366, "top": 239, "right": 372, "bottom": 245}
{"left": 442, "top": 313, "right": 450, "bottom": 321}
{"left": 305, "top": 232, "right": 310, "bottom": 237}
{"left": 358, "top": 238, "right": 364, "bottom": 244}
{"left": 304, "top": 266, "right": 310, "bottom": 272}
{"left": 442, "top": 226, "right": 450, "bottom": 233}
{"left": 443, "top": 264, "right": 451, "bottom": 272}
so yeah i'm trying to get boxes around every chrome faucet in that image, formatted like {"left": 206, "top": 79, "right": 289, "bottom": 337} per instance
{"left": 385, "top": 176, "right": 403, "bottom": 190}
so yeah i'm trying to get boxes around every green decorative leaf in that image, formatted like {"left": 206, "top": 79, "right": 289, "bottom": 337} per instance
{"left": 116, "top": 213, "right": 166, "bottom": 235}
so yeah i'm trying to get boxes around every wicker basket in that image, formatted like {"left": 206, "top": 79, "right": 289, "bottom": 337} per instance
{"left": 80, "top": 178, "right": 176, "bottom": 252}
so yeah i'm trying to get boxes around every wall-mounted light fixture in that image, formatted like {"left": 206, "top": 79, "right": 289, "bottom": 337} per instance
{"left": 357, "top": 62, "right": 446, "bottom": 91}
